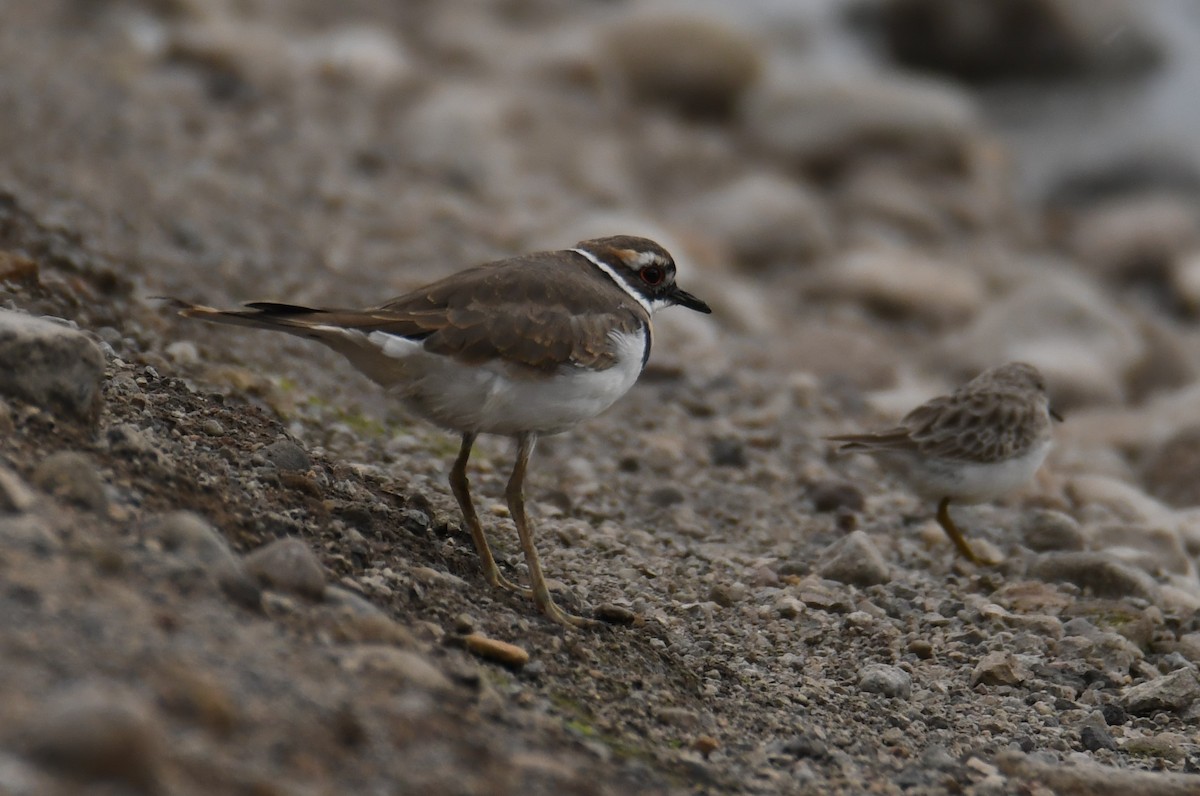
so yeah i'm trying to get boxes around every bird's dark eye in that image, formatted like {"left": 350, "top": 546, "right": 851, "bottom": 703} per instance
{"left": 640, "top": 266, "right": 665, "bottom": 286}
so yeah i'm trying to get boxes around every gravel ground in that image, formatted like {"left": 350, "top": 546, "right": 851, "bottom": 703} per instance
{"left": 2, "top": 1, "right": 1200, "bottom": 794}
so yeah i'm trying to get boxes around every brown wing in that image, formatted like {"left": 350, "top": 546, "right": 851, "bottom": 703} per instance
{"left": 831, "top": 369, "right": 1049, "bottom": 463}
{"left": 902, "top": 390, "right": 1044, "bottom": 463}
{"left": 165, "top": 250, "right": 647, "bottom": 373}
{"left": 366, "top": 251, "right": 646, "bottom": 371}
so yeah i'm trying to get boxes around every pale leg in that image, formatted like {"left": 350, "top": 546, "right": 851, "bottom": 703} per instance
{"left": 449, "top": 432, "right": 531, "bottom": 596}
{"left": 507, "top": 432, "right": 599, "bottom": 629}
{"left": 936, "top": 497, "right": 983, "bottom": 565}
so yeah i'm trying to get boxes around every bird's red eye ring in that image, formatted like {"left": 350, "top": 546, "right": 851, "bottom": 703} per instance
{"left": 640, "top": 266, "right": 665, "bottom": 286}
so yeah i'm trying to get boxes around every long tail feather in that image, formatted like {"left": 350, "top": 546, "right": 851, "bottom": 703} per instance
{"left": 157, "top": 297, "right": 330, "bottom": 333}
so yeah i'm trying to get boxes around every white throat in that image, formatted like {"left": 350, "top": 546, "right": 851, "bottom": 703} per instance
{"left": 570, "top": 247, "right": 656, "bottom": 315}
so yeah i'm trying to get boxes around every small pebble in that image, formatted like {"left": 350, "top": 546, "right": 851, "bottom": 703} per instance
{"left": 339, "top": 646, "right": 453, "bottom": 691}
{"left": 708, "top": 583, "right": 743, "bottom": 607}
{"left": 0, "top": 310, "right": 105, "bottom": 419}
{"left": 1123, "top": 732, "right": 1188, "bottom": 762}
{"left": 464, "top": 633, "right": 530, "bottom": 669}
{"left": 1020, "top": 509, "right": 1085, "bottom": 552}
{"left": 809, "top": 480, "right": 865, "bottom": 514}
{"left": 858, "top": 664, "right": 912, "bottom": 699}
{"left": 260, "top": 439, "right": 311, "bottom": 472}
{"left": 1101, "top": 703, "right": 1128, "bottom": 726}
{"left": 1079, "top": 724, "right": 1118, "bottom": 752}
{"left": 594, "top": 603, "right": 637, "bottom": 625}
{"left": 971, "top": 651, "right": 1029, "bottom": 687}
{"left": 1121, "top": 667, "right": 1200, "bottom": 715}
{"left": 709, "top": 438, "right": 747, "bottom": 468}
{"left": 817, "top": 531, "right": 889, "bottom": 587}
{"left": 647, "top": 486, "right": 685, "bottom": 507}
{"left": 0, "top": 465, "right": 37, "bottom": 513}
{"left": 316, "top": 588, "right": 414, "bottom": 646}
{"left": 146, "top": 511, "right": 261, "bottom": 608}
{"left": 656, "top": 707, "right": 701, "bottom": 729}
{"left": 31, "top": 451, "right": 108, "bottom": 512}
{"left": 243, "top": 537, "right": 327, "bottom": 600}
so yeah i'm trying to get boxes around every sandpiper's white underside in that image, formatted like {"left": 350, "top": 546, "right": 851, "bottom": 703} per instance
{"left": 307, "top": 324, "right": 649, "bottom": 436}
{"left": 876, "top": 438, "right": 1052, "bottom": 504}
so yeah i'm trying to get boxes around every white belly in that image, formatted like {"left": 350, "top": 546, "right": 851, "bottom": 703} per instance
{"left": 903, "top": 439, "right": 1052, "bottom": 503}
{"left": 360, "top": 327, "right": 647, "bottom": 435}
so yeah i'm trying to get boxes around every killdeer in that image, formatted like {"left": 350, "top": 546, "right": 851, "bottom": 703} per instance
{"left": 828, "top": 363, "right": 1059, "bottom": 564}
{"left": 167, "top": 236, "right": 711, "bottom": 627}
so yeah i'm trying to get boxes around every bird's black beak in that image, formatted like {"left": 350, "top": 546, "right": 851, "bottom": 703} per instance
{"left": 670, "top": 286, "right": 712, "bottom": 314}
{"left": 1050, "top": 408, "right": 1064, "bottom": 422}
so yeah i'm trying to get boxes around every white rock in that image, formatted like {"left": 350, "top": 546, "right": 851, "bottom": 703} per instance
{"left": 401, "top": 84, "right": 521, "bottom": 198}
{"left": 805, "top": 247, "right": 986, "bottom": 326}
{"left": 1171, "top": 250, "right": 1200, "bottom": 311}
{"left": 675, "top": 173, "right": 835, "bottom": 269}
{"left": 1070, "top": 195, "right": 1200, "bottom": 280}
{"left": 1177, "top": 509, "right": 1200, "bottom": 556}
{"left": 296, "top": 25, "right": 413, "bottom": 88}
{"left": 944, "top": 272, "right": 1143, "bottom": 408}
{"left": 168, "top": 21, "right": 296, "bottom": 86}
{"left": 1088, "top": 523, "right": 1194, "bottom": 579}
{"left": 1068, "top": 474, "right": 1176, "bottom": 528}
{"left": 0, "top": 310, "right": 105, "bottom": 419}
{"left": 745, "top": 72, "right": 980, "bottom": 167}
{"left": 599, "top": 14, "right": 762, "bottom": 118}
{"left": 1158, "top": 582, "right": 1200, "bottom": 617}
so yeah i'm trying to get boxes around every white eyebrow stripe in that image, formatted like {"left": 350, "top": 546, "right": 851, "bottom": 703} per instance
{"left": 569, "top": 247, "right": 653, "bottom": 314}
{"left": 628, "top": 249, "right": 664, "bottom": 267}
